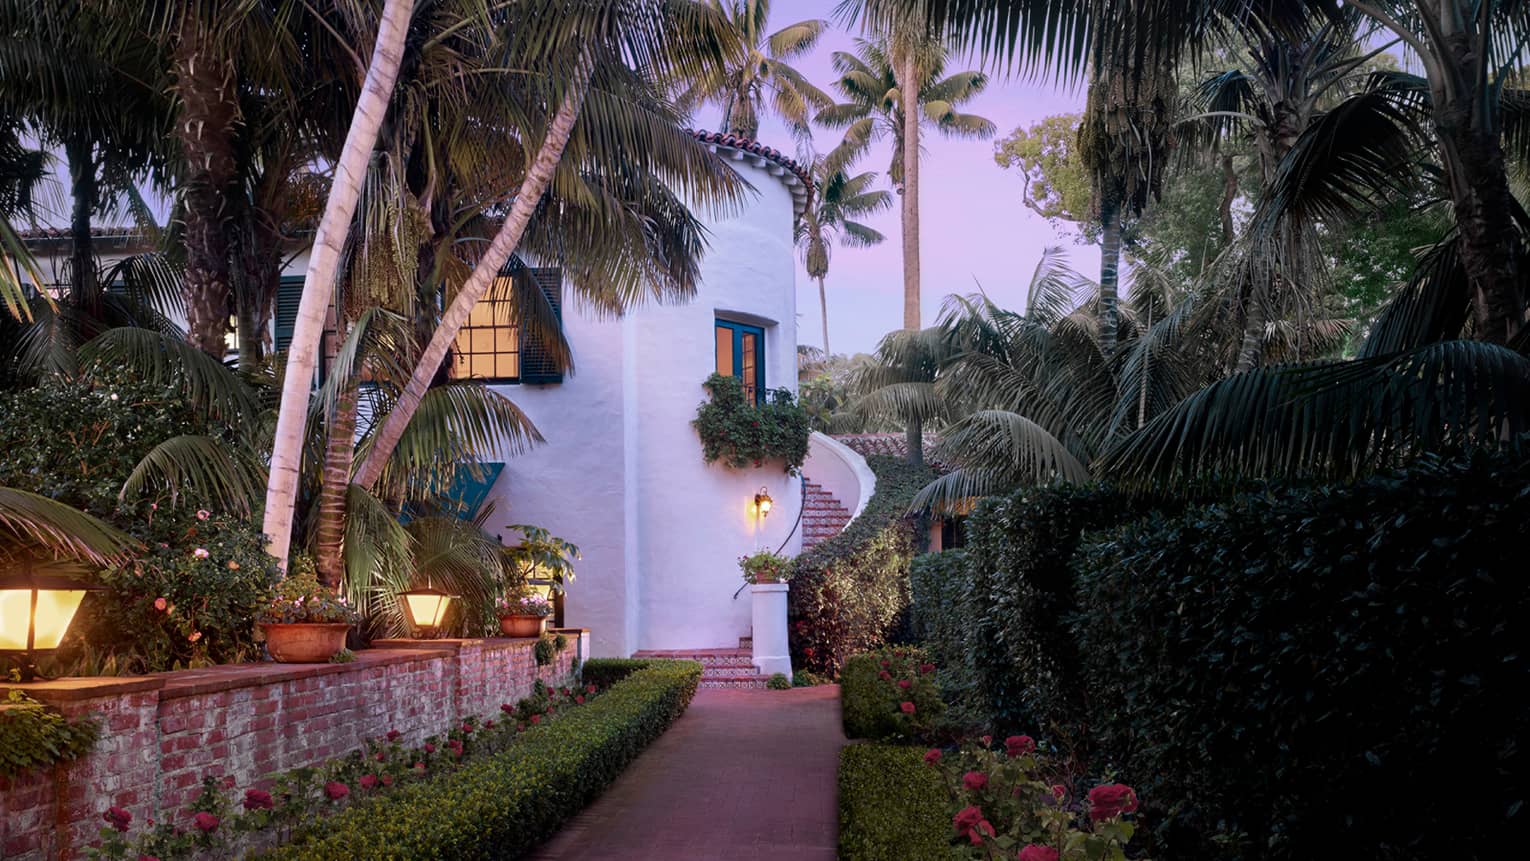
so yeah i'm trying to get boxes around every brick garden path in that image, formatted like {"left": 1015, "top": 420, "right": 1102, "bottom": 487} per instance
{"left": 530, "top": 685, "right": 845, "bottom": 860}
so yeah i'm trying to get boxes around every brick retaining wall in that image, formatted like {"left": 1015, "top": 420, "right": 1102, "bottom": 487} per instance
{"left": 0, "top": 631, "right": 588, "bottom": 861}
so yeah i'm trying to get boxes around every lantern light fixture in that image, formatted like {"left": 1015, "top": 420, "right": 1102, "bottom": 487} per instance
{"left": 0, "top": 556, "right": 99, "bottom": 682}
{"left": 398, "top": 584, "right": 457, "bottom": 636}
{"left": 753, "top": 487, "right": 773, "bottom": 518}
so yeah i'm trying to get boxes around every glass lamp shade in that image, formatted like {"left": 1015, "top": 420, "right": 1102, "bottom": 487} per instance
{"left": 754, "top": 487, "right": 773, "bottom": 517}
{"left": 400, "top": 587, "right": 456, "bottom": 630}
{"left": 0, "top": 567, "right": 95, "bottom": 652}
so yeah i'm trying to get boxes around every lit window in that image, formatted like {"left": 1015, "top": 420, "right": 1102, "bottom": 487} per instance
{"left": 451, "top": 279, "right": 521, "bottom": 382}
{"left": 715, "top": 318, "right": 765, "bottom": 404}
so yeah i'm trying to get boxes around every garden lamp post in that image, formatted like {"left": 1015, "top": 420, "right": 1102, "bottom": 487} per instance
{"left": 0, "top": 557, "right": 98, "bottom": 682}
{"left": 399, "top": 585, "right": 456, "bottom": 637}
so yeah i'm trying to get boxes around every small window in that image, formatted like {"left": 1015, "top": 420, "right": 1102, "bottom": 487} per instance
{"left": 715, "top": 318, "right": 765, "bottom": 404}
{"left": 451, "top": 282, "right": 521, "bottom": 382}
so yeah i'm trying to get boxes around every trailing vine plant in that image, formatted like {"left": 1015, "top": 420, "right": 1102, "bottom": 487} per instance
{"left": 693, "top": 373, "right": 811, "bottom": 473}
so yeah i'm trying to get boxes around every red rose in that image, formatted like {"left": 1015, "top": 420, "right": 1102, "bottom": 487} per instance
{"left": 1005, "top": 735, "right": 1036, "bottom": 757}
{"left": 968, "top": 820, "right": 995, "bottom": 846}
{"left": 1087, "top": 784, "right": 1138, "bottom": 821}
{"left": 424, "top": 743, "right": 436, "bottom": 754}
{"left": 1051, "top": 784, "right": 1067, "bottom": 803}
{"left": 897, "top": 679, "right": 912, "bottom": 690}
{"left": 920, "top": 662, "right": 935, "bottom": 674}
{"left": 1018, "top": 846, "right": 1060, "bottom": 861}
{"left": 192, "top": 812, "right": 219, "bottom": 834}
{"left": 899, "top": 701, "right": 916, "bottom": 714}
{"left": 953, "top": 805, "right": 985, "bottom": 832}
{"left": 924, "top": 749, "right": 942, "bottom": 765}
{"left": 104, "top": 806, "right": 132, "bottom": 832}
{"left": 413, "top": 762, "right": 426, "bottom": 772}
{"left": 461, "top": 723, "right": 473, "bottom": 734}
{"left": 877, "top": 670, "right": 891, "bottom": 681}
{"left": 362, "top": 774, "right": 380, "bottom": 790}
{"left": 137, "top": 856, "right": 160, "bottom": 861}
{"left": 576, "top": 695, "right": 586, "bottom": 704}
{"left": 517, "top": 722, "right": 526, "bottom": 732}
{"left": 879, "top": 659, "right": 890, "bottom": 668}
{"left": 324, "top": 781, "right": 350, "bottom": 801}
{"left": 501, "top": 703, "right": 515, "bottom": 714}
{"left": 375, "top": 752, "right": 386, "bottom": 762}
{"left": 531, "top": 714, "right": 542, "bottom": 725}
{"left": 484, "top": 720, "right": 496, "bottom": 729}
{"left": 242, "top": 789, "right": 274, "bottom": 811}
{"left": 963, "top": 771, "right": 988, "bottom": 791}
{"left": 586, "top": 684, "right": 597, "bottom": 693}
{"left": 386, "top": 729, "right": 402, "bottom": 742}
{"left": 380, "top": 774, "right": 394, "bottom": 787}
{"left": 981, "top": 735, "right": 993, "bottom": 747}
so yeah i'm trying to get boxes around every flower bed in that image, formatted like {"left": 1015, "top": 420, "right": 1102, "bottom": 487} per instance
{"left": 258, "top": 660, "right": 702, "bottom": 860}
{"left": 837, "top": 744, "right": 949, "bottom": 861}
{"left": 839, "top": 647, "right": 943, "bottom": 740}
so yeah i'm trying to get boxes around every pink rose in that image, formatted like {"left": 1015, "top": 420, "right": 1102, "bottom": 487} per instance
{"left": 324, "top": 781, "right": 349, "bottom": 801}
{"left": 192, "top": 812, "right": 219, "bottom": 833}
{"left": 359, "top": 774, "right": 378, "bottom": 790}
{"left": 924, "top": 749, "right": 942, "bottom": 765}
{"left": 1005, "top": 735, "right": 1036, "bottom": 757}
{"left": 1018, "top": 846, "right": 1060, "bottom": 861}
{"left": 188, "top": 631, "right": 202, "bottom": 643}
{"left": 413, "top": 762, "right": 426, "bottom": 773}
{"left": 1087, "top": 784, "right": 1138, "bottom": 821}
{"left": 981, "top": 735, "right": 993, "bottom": 747}
{"left": 586, "top": 684, "right": 597, "bottom": 694}
{"left": 962, "top": 771, "right": 988, "bottom": 791}
{"left": 900, "top": 701, "right": 916, "bottom": 714}
{"left": 192, "top": 547, "right": 209, "bottom": 559}
{"left": 153, "top": 597, "right": 167, "bottom": 612}
{"left": 897, "top": 679, "right": 912, "bottom": 690}
{"left": 104, "top": 806, "right": 132, "bottom": 832}
{"left": 531, "top": 714, "right": 542, "bottom": 725}
{"left": 576, "top": 695, "right": 585, "bottom": 704}
{"left": 196, "top": 509, "right": 210, "bottom": 521}
{"left": 242, "top": 789, "right": 273, "bottom": 811}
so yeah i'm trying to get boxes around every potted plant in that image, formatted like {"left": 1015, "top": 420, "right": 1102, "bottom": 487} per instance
{"left": 497, "top": 525, "right": 579, "bottom": 637}
{"left": 496, "top": 593, "right": 553, "bottom": 638}
{"left": 739, "top": 549, "right": 792, "bottom": 584}
{"left": 256, "top": 560, "right": 361, "bottom": 663}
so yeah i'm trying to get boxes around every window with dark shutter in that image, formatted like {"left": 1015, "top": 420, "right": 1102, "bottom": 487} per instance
{"left": 273, "top": 275, "right": 304, "bottom": 352}
{"left": 447, "top": 264, "right": 565, "bottom": 385}
{"left": 519, "top": 268, "right": 564, "bottom": 385}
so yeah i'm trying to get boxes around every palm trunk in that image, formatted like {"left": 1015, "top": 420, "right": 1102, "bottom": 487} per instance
{"left": 906, "top": 414, "right": 924, "bottom": 469}
{"left": 315, "top": 379, "right": 359, "bottom": 588}
{"left": 171, "top": 17, "right": 239, "bottom": 356}
{"left": 63, "top": 133, "right": 98, "bottom": 315}
{"left": 1437, "top": 120, "right": 1524, "bottom": 344}
{"left": 900, "top": 53, "right": 922, "bottom": 332}
{"left": 353, "top": 51, "right": 594, "bottom": 490}
{"left": 1218, "top": 152, "right": 1236, "bottom": 246}
{"left": 817, "top": 275, "right": 831, "bottom": 356}
{"left": 1099, "top": 200, "right": 1121, "bottom": 362}
{"left": 262, "top": 0, "right": 416, "bottom": 568}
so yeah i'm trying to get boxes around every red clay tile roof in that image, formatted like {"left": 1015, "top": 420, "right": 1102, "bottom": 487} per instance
{"left": 689, "top": 130, "right": 813, "bottom": 216}
{"left": 15, "top": 225, "right": 141, "bottom": 240}
{"left": 833, "top": 433, "right": 946, "bottom": 471}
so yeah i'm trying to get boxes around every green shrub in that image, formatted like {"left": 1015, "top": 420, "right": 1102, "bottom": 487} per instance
{"left": 840, "top": 647, "right": 943, "bottom": 741}
{"left": 0, "top": 691, "right": 100, "bottom": 778}
{"left": 260, "top": 661, "right": 702, "bottom": 860}
{"left": 692, "top": 373, "right": 811, "bottom": 473}
{"left": 766, "top": 673, "right": 791, "bottom": 690}
{"left": 837, "top": 744, "right": 949, "bottom": 861}
{"left": 1074, "top": 447, "right": 1530, "bottom": 860}
{"left": 788, "top": 456, "right": 938, "bottom": 676}
{"left": 908, "top": 550, "right": 979, "bottom": 718}
{"left": 580, "top": 657, "right": 670, "bottom": 689}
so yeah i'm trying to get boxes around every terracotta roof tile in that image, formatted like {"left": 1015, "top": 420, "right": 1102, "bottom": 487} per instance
{"left": 833, "top": 433, "right": 946, "bottom": 471}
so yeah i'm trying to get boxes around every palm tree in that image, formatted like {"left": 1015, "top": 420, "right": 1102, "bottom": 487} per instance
{"left": 796, "top": 158, "right": 892, "bottom": 355}
{"left": 817, "top": 36, "right": 995, "bottom": 332}
{"left": 675, "top": 0, "right": 832, "bottom": 139}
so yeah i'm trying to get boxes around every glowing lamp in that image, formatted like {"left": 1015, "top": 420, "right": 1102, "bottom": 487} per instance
{"left": 0, "top": 558, "right": 98, "bottom": 682}
{"left": 753, "top": 487, "right": 773, "bottom": 518}
{"left": 399, "top": 585, "right": 456, "bottom": 634}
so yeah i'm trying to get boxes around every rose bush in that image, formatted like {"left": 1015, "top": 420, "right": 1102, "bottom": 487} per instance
{"left": 839, "top": 646, "right": 945, "bottom": 741}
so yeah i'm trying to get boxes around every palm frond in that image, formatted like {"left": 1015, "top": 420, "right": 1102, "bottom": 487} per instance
{"left": 119, "top": 434, "right": 266, "bottom": 514}
{"left": 78, "top": 328, "right": 260, "bottom": 429}
{"left": 0, "top": 485, "right": 136, "bottom": 564}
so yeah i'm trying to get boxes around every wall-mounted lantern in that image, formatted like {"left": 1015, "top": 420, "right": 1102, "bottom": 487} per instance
{"left": 0, "top": 557, "right": 98, "bottom": 682}
{"left": 753, "top": 487, "right": 774, "bottom": 518}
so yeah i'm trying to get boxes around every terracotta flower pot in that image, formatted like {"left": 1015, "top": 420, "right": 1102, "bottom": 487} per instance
{"left": 260, "top": 622, "right": 351, "bottom": 663}
{"left": 499, "top": 614, "right": 548, "bottom": 638}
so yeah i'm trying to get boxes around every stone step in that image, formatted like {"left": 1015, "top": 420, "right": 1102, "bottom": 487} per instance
{"left": 699, "top": 673, "right": 771, "bottom": 690}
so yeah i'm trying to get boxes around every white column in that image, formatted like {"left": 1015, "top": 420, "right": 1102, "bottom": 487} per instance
{"left": 750, "top": 582, "right": 792, "bottom": 677}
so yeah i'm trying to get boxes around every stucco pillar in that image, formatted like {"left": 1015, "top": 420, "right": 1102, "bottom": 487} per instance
{"left": 750, "top": 582, "right": 792, "bottom": 677}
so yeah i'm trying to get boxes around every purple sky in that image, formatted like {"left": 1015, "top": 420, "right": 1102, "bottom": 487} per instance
{"left": 745, "top": 0, "right": 1087, "bottom": 357}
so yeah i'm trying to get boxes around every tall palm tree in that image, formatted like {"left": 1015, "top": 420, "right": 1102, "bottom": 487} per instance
{"left": 675, "top": 0, "right": 832, "bottom": 139}
{"left": 817, "top": 36, "right": 995, "bottom": 333}
{"left": 796, "top": 158, "right": 892, "bottom": 355}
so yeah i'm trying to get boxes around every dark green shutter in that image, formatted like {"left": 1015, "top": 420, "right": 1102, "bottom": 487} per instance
{"left": 274, "top": 275, "right": 304, "bottom": 352}
{"left": 519, "top": 268, "right": 564, "bottom": 384}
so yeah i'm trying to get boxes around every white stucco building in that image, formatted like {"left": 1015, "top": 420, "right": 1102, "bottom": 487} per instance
{"left": 18, "top": 132, "right": 878, "bottom": 679}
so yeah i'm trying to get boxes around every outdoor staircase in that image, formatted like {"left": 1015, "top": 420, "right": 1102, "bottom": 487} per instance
{"left": 633, "top": 636, "right": 769, "bottom": 689}
{"left": 802, "top": 480, "right": 853, "bottom": 550}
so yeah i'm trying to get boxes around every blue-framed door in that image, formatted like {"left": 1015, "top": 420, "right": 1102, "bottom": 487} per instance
{"left": 715, "top": 318, "right": 765, "bottom": 404}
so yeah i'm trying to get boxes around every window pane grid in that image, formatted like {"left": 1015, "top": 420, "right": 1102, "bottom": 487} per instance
{"left": 451, "top": 280, "right": 520, "bottom": 382}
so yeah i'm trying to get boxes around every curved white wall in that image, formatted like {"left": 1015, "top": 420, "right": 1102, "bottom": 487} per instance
{"left": 803, "top": 432, "right": 876, "bottom": 522}
{"left": 485, "top": 149, "right": 803, "bottom": 656}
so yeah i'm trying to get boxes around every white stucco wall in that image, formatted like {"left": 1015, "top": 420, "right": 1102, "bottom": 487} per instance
{"left": 485, "top": 148, "right": 804, "bottom": 656}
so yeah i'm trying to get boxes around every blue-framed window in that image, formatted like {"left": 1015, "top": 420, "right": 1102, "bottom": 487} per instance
{"left": 715, "top": 317, "right": 765, "bottom": 404}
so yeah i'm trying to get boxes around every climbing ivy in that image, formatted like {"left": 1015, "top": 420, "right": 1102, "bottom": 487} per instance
{"left": 0, "top": 690, "right": 100, "bottom": 777}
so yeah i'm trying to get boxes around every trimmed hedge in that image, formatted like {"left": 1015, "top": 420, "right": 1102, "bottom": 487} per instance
{"left": 261, "top": 660, "right": 702, "bottom": 860}
{"left": 1075, "top": 447, "right": 1530, "bottom": 859}
{"left": 837, "top": 744, "right": 949, "bottom": 861}
{"left": 789, "top": 455, "right": 939, "bottom": 675}
{"left": 840, "top": 647, "right": 943, "bottom": 740}
{"left": 908, "top": 550, "right": 978, "bottom": 717}
{"left": 578, "top": 657, "right": 669, "bottom": 689}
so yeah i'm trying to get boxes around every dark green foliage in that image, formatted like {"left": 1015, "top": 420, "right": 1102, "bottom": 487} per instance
{"left": 579, "top": 657, "right": 671, "bottom": 689}
{"left": 788, "top": 456, "right": 939, "bottom": 675}
{"left": 692, "top": 373, "right": 811, "bottom": 473}
{"left": 840, "top": 647, "right": 943, "bottom": 741}
{"left": 766, "top": 672, "right": 791, "bottom": 690}
{"left": 908, "top": 550, "right": 981, "bottom": 719}
{"left": 837, "top": 744, "right": 950, "bottom": 861}
{"left": 261, "top": 661, "right": 702, "bottom": 860}
{"left": 1074, "top": 447, "right": 1530, "bottom": 860}
{"left": 0, "top": 691, "right": 100, "bottom": 778}
{"left": 957, "top": 483, "right": 1154, "bottom": 735}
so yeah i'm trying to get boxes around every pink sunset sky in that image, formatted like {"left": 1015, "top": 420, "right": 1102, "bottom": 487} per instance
{"left": 751, "top": 0, "right": 1089, "bottom": 357}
